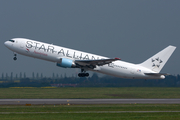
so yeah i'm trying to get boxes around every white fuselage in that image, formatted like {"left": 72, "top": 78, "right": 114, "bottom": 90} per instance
{"left": 4, "top": 38, "right": 165, "bottom": 79}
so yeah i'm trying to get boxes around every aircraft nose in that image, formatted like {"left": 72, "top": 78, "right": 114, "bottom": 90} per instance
{"left": 4, "top": 41, "right": 11, "bottom": 48}
{"left": 4, "top": 41, "right": 8, "bottom": 47}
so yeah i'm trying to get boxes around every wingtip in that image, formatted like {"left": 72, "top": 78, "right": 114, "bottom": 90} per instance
{"left": 169, "top": 45, "right": 176, "bottom": 49}
{"left": 115, "top": 57, "right": 121, "bottom": 60}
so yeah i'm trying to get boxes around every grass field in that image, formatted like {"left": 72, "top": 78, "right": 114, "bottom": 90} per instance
{"left": 0, "top": 87, "right": 180, "bottom": 119}
{"left": 1, "top": 112, "right": 180, "bottom": 120}
{"left": 0, "top": 104, "right": 180, "bottom": 120}
{"left": 0, "top": 87, "right": 179, "bottom": 99}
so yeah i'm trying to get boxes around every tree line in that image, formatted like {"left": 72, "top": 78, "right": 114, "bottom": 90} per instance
{"left": 1, "top": 72, "right": 66, "bottom": 80}
{"left": 0, "top": 72, "right": 180, "bottom": 87}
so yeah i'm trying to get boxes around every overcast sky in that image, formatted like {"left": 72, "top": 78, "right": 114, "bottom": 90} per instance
{"left": 1, "top": 0, "right": 180, "bottom": 78}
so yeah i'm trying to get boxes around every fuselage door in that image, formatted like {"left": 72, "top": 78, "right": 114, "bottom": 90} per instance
{"left": 130, "top": 68, "right": 136, "bottom": 74}
{"left": 19, "top": 40, "right": 24, "bottom": 48}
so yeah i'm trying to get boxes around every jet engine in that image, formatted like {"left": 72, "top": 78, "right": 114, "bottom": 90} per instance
{"left": 56, "top": 58, "right": 76, "bottom": 68}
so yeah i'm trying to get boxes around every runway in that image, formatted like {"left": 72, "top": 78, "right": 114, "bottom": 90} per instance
{"left": 0, "top": 99, "right": 180, "bottom": 105}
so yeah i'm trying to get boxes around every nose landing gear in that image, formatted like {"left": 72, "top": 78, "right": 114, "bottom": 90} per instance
{"left": 78, "top": 69, "right": 89, "bottom": 77}
{"left": 13, "top": 53, "right": 17, "bottom": 61}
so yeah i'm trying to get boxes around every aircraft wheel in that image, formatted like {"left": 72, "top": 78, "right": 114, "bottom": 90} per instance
{"left": 85, "top": 73, "right": 89, "bottom": 77}
{"left": 13, "top": 57, "right": 17, "bottom": 61}
{"left": 78, "top": 73, "right": 89, "bottom": 77}
{"left": 78, "top": 73, "right": 83, "bottom": 77}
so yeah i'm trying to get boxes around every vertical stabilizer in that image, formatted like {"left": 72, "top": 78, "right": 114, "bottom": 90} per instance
{"left": 139, "top": 45, "right": 176, "bottom": 73}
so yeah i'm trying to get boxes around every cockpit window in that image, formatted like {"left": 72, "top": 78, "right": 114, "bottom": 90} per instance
{"left": 9, "top": 40, "right": 15, "bottom": 42}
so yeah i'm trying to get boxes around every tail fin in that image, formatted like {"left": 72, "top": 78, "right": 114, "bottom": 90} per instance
{"left": 139, "top": 45, "right": 176, "bottom": 73}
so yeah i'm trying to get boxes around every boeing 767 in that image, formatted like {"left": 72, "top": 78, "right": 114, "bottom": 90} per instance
{"left": 4, "top": 38, "right": 176, "bottom": 79}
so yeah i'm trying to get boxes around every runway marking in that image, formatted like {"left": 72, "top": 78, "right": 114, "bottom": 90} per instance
{"left": 0, "top": 111, "right": 180, "bottom": 114}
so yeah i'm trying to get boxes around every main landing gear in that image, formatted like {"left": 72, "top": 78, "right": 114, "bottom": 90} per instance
{"left": 13, "top": 53, "right": 17, "bottom": 61}
{"left": 78, "top": 69, "right": 89, "bottom": 77}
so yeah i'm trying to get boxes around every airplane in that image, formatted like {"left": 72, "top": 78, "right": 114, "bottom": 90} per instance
{"left": 4, "top": 38, "right": 176, "bottom": 79}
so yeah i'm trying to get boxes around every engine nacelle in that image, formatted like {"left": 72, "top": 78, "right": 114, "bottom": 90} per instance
{"left": 56, "top": 58, "right": 76, "bottom": 68}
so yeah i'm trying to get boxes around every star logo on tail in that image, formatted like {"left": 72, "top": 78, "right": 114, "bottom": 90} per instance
{"left": 151, "top": 57, "right": 163, "bottom": 68}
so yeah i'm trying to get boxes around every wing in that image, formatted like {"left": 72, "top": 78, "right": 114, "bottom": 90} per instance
{"left": 75, "top": 58, "right": 121, "bottom": 69}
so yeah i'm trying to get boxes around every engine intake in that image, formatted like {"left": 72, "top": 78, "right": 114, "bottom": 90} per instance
{"left": 56, "top": 58, "right": 76, "bottom": 68}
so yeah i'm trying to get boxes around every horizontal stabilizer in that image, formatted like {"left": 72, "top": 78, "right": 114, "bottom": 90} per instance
{"left": 144, "top": 73, "right": 170, "bottom": 76}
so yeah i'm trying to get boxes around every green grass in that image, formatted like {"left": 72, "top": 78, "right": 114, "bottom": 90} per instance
{"left": 0, "top": 104, "right": 180, "bottom": 120}
{"left": 0, "top": 87, "right": 180, "bottom": 99}
{"left": 0, "top": 104, "right": 180, "bottom": 112}
{"left": 0, "top": 113, "right": 180, "bottom": 120}
{"left": 0, "top": 87, "right": 179, "bottom": 119}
